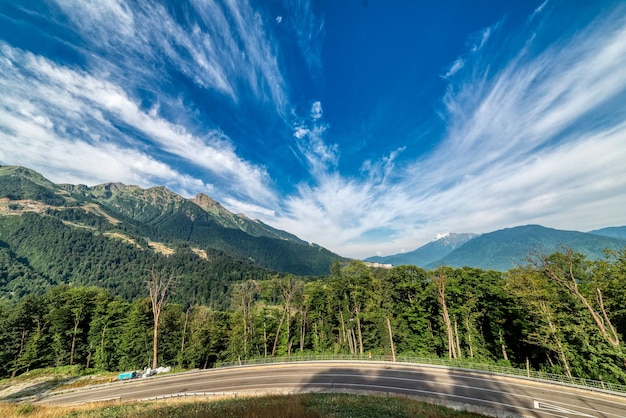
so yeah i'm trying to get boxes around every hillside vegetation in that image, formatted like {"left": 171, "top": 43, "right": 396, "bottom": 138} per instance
{"left": 0, "top": 166, "right": 342, "bottom": 278}
{"left": 0, "top": 166, "right": 625, "bottom": 386}
{"left": 0, "top": 252, "right": 625, "bottom": 384}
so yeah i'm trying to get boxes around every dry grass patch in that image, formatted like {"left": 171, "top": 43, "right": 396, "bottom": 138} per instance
{"left": 1, "top": 393, "right": 488, "bottom": 418}
{"left": 147, "top": 241, "right": 175, "bottom": 256}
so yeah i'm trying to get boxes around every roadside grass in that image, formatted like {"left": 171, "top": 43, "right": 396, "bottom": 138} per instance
{"left": 0, "top": 394, "right": 487, "bottom": 417}
{"left": 0, "top": 366, "right": 117, "bottom": 402}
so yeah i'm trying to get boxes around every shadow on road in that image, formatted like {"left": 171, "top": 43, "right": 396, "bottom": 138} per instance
{"left": 297, "top": 362, "right": 534, "bottom": 417}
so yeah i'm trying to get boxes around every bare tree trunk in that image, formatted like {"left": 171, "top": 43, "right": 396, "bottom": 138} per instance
{"left": 271, "top": 306, "right": 287, "bottom": 356}
{"left": 596, "top": 289, "right": 621, "bottom": 347}
{"left": 534, "top": 249, "right": 620, "bottom": 347}
{"left": 70, "top": 317, "right": 80, "bottom": 366}
{"left": 86, "top": 342, "right": 93, "bottom": 369}
{"left": 233, "top": 281, "right": 257, "bottom": 358}
{"left": 499, "top": 329, "right": 509, "bottom": 361}
{"left": 272, "top": 276, "right": 300, "bottom": 356}
{"left": 152, "top": 314, "right": 159, "bottom": 369}
{"left": 147, "top": 268, "right": 175, "bottom": 369}
{"left": 454, "top": 319, "right": 462, "bottom": 358}
{"left": 300, "top": 309, "right": 306, "bottom": 352}
{"left": 179, "top": 304, "right": 192, "bottom": 368}
{"left": 465, "top": 315, "right": 474, "bottom": 358}
{"left": 436, "top": 268, "right": 456, "bottom": 359}
{"left": 386, "top": 317, "right": 396, "bottom": 362}
{"left": 242, "top": 296, "right": 247, "bottom": 356}
{"left": 12, "top": 330, "right": 28, "bottom": 377}
{"left": 347, "top": 322, "right": 355, "bottom": 354}
{"left": 539, "top": 301, "right": 572, "bottom": 379}
{"left": 99, "top": 326, "right": 107, "bottom": 368}
{"left": 355, "top": 305, "right": 364, "bottom": 355}
{"left": 263, "top": 318, "right": 268, "bottom": 358}
{"left": 286, "top": 309, "right": 291, "bottom": 355}
{"left": 339, "top": 309, "right": 349, "bottom": 351}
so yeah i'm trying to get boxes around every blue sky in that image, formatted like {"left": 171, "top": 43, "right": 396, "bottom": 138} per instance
{"left": 1, "top": 1, "right": 626, "bottom": 259}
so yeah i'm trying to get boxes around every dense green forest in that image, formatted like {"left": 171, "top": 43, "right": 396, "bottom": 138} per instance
{"left": 0, "top": 212, "right": 275, "bottom": 306}
{"left": 0, "top": 248, "right": 625, "bottom": 383}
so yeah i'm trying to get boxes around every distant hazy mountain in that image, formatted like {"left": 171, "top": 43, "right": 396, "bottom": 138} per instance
{"left": 428, "top": 225, "right": 626, "bottom": 271}
{"left": 364, "top": 232, "right": 479, "bottom": 267}
{"left": 588, "top": 226, "right": 626, "bottom": 241}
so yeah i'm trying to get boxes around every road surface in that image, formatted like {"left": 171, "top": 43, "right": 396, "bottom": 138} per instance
{"left": 37, "top": 361, "right": 626, "bottom": 418}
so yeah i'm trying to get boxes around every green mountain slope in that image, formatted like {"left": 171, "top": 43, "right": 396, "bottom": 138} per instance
{"left": 588, "top": 226, "right": 626, "bottom": 240}
{"left": 0, "top": 166, "right": 67, "bottom": 206}
{"left": 0, "top": 212, "right": 271, "bottom": 306}
{"left": 429, "top": 225, "right": 626, "bottom": 271}
{"left": 0, "top": 166, "right": 342, "bottom": 277}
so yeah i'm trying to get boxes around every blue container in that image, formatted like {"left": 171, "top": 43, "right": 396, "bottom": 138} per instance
{"left": 118, "top": 371, "right": 137, "bottom": 380}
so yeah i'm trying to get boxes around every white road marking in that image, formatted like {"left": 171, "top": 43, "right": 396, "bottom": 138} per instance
{"left": 534, "top": 400, "right": 597, "bottom": 417}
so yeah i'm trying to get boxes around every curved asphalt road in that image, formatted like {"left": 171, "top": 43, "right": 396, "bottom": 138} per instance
{"left": 37, "top": 362, "right": 625, "bottom": 417}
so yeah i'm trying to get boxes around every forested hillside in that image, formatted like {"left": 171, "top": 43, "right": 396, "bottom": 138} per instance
{"left": 0, "top": 212, "right": 272, "bottom": 306}
{"left": 0, "top": 250, "right": 625, "bottom": 384}
{"left": 0, "top": 166, "right": 342, "bottom": 276}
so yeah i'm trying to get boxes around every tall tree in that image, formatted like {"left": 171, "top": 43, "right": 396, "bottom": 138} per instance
{"left": 507, "top": 265, "right": 574, "bottom": 378}
{"left": 147, "top": 268, "right": 175, "bottom": 369}
{"left": 271, "top": 275, "right": 302, "bottom": 356}
{"left": 531, "top": 248, "right": 621, "bottom": 347}
{"left": 433, "top": 267, "right": 456, "bottom": 359}
{"left": 230, "top": 280, "right": 257, "bottom": 357}
{"left": 341, "top": 261, "right": 374, "bottom": 355}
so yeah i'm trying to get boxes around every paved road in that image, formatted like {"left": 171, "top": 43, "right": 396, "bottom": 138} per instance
{"left": 38, "top": 362, "right": 626, "bottom": 417}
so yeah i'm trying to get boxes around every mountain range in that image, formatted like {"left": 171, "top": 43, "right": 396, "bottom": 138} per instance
{"left": 0, "top": 166, "right": 342, "bottom": 278}
{"left": 365, "top": 225, "right": 626, "bottom": 271}
{"left": 365, "top": 232, "right": 479, "bottom": 267}
{"left": 2, "top": 164, "right": 625, "bottom": 298}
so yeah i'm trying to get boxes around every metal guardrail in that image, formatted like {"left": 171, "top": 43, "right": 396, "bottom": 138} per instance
{"left": 215, "top": 354, "right": 626, "bottom": 395}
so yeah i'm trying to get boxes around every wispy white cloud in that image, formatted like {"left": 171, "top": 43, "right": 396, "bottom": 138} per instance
{"left": 0, "top": 107, "right": 208, "bottom": 195}
{"left": 0, "top": 42, "right": 276, "bottom": 204}
{"left": 268, "top": 3, "right": 626, "bottom": 258}
{"left": 443, "top": 58, "right": 464, "bottom": 78}
{"left": 442, "top": 22, "right": 499, "bottom": 78}
{"left": 51, "top": 0, "right": 287, "bottom": 112}
{"left": 311, "top": 101, "right": 323, "bottom": 120}
{"left": 291, "top": 101, "right": 338, "bottom": 176}
{"left": 530, "top": 0, "right": 549, "bottom": 21}
{"left": 3, "top": 0, "right": 625, "bottom": 262}
{"left": 472, "top": 26, "right": 493, "bottom": 52}
{"left": 1, "top": 0, "right": 294, "bottom": 213}
{"left": 285, "top": 0, "right": 325, "bottom": 71}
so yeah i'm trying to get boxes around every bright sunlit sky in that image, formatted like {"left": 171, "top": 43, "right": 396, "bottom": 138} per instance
{"left": 1, "top": 0, "right": 626, "bottom": 259}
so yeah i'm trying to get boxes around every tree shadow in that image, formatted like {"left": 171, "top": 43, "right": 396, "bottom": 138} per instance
{"left": 294, "top": 361, "right": 619, "bottom": 417}
{"left": 0, "top": 376, "right": 77, "bottom": 402}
